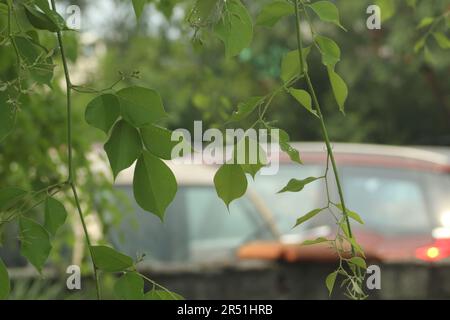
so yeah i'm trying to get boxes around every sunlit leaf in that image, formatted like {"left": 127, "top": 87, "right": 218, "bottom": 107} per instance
{"left": 327, "top": 67, "right": 348, "bottom": 114}
{"left": 375, "top": 0, "right": 396, "bottom": 22}
{"left": 417, "top": 17, "right": 434, "bottom": 29}
{"left": 433, "top": 32, "right": 450, "bottom": 49}
{"left": 294, "top": 208, "right": 324, "bottom": 228}
{"left": 289, "top": 88, "right": 318, "bottom": 117}
{"left": 315, "top": 35, "right": 341, "bottom": 69}
{"left": 302, "top": 237, "right": 329, "bottom": 246}
{"left": 335, "top": 204, "right": 364, "bottom": 224}
{"left": 308, "top": 1, "right": 346, "bottom": 31}
{"left": 348, "top": 257, "right": 367, "bottom": 269}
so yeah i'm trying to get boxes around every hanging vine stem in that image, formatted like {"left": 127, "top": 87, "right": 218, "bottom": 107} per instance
{"left": 49, "top": 0, "right": 101, "bottom": 300}
{"left": 293, "top": 0, "right": 364, "bottom": 297}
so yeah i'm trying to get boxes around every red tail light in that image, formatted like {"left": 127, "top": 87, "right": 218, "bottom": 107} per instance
{"left": 416, "top": 239, "right": 450, "bottom": 262}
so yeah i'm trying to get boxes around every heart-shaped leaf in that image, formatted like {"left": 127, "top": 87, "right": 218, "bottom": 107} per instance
{"left": 214, "top": 164, "right": 248, "bottom": 208}
{"left": 19, "top": 218, "right": 52, "bottom": 273}
{"left": 85, "top": 94, "right": 120, "bottom": 134}
{"left": 104, "top": 120, "right": 142, "bottom": 179}
{"left": 133, "top": 151, "right": 178, "bottom": 219}
{"left": 117, "top": 86, "right": 167, "bottom": 128}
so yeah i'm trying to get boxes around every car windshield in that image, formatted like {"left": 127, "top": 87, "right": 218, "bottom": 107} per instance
{"left": 252, "top": 164, "right": 450, "bottom": 236}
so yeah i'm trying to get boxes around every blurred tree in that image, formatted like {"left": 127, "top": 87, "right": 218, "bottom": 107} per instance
{"left": 89, "top": 0, "right": 449, "bottom": 145}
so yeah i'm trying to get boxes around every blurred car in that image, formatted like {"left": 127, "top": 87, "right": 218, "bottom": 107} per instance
{"left": 111, "top": 143, "right": 450, "bottom": 266}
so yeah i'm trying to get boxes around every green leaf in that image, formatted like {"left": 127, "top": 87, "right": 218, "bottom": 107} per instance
{"left": 234, "top": 137, "right": 267, "bottom": 179}
{"left": 117, "top": 86, "right": 167, "bottom": 128}
{"left": 278, "top": 177, "right": 320, "bottom": 193}
{"left": 348, "top": 257, "right": 367, "bottom": 269}
{"left": 315, "top": 35, "right": 341, "bottom": 69}
{"left": 0, "top": 258, "right": 10, "bottom": 300}
{"left": 278, "top": 129, "right": 302, "bottom": 164}
{"left": 141, "top": 125, "right": 179, "bottom": 160}
{"left": 345, "top": 234, "right": 366, "bottom": 258}
{"left": 14, "top": 36, "right": 40, "bottom": 65}
{"left": 308, "top": 1, "right": 346, "bottom": 31}
{"left": 144, "top": 289, "right": 184, "bottom": 300}
{"left": 256, "top": 1, "right": 294, "bottom": 27}
{"left": 289, "top": 88, "right": 318, "bottom": 117}
{"left": 132, "top": 0, "right": 147, "bottom": 20}
{"left": 294, "top": 208, "right": 323, "bottom": 228}
{"left": 302, "top": 237, "right": 329, "bottom": 246}
{"left": 433, "top": 32, "right": 450, "bottom": 49}
{"left": 23, "top": 4, "right": 59, "bottom": 32}
{"left": 85, "top": 94, "right": 121, "bottom": 134}
{"left": 335, "top": 204, "right": 364, "bottom": 224}
{"left": 0, "top": 91, "right": 17, "bottom": 142}
{"left": 104, "top": 120, "right": 142, "bottom": 179}
{"left": 327, "top": 67, "right": 348, "bottom": 114}
{"left": 214, "top": 164, "right": 248, "bottom": 208}
{"left": 91, "top": 245, "right": 134, "bottom": 272}
{"left": 133, "top": 151, "right": 178, "bottom": 219}
{"left": 114, "top": 272, "right": 144, "bottom": 300}
{"left": 414, "top": 36, "right": 426, "bottom": 53}
{"left": 280, "top": 47, "right": 310, "bottom": 82}
{"left": 325, "top": 271, "right": 338, "bottom": 296}
{"left": 214, "top": 0, "right": 253, "bottom": 58}
{"left": 406, "top": 0, "right": 417, "bottom": 8}
{"left": 44, "top": 197, "right": 67, "bottom": 236}
{"left": 417, "top": 17, "right": 434, "bottom": 29}
{"left": 0, "top": 187, "right": 26, "bottom": 211}
{"left": 229, "top": 96, "right": 263, "bottom": 122}
{"left": 375, "top": 0, "right": 396, "bottom": 22}
{"left": 190, "top": 0, "right": 220, "bottom": 23}
{"left": 19, "top": 218, "right": 52, "bottom": 273}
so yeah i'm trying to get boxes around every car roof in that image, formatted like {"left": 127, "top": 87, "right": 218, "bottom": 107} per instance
{"left": 114, "top": 142, "right": 450, "bottom": 186}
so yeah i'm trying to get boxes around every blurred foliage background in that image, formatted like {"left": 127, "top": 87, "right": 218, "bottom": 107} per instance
{"left": 0, "top": 0, "right": 449, "bottom": 299}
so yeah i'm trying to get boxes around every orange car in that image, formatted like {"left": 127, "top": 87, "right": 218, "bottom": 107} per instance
{"left": 112, "top": 143, "right": 450, "bottom": 267}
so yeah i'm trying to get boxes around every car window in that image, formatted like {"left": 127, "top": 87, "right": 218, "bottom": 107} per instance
{"left": 186, "top": 187, "right": 265, "bottom": 262}
{"left": 111, "top": 185, "right": 265, "bottom": 264}
{"left": 341, "top": 167, "right": 431, "bottom": 235}
{"left": 248, "top": 165, "right": 326, "bottom": 234}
